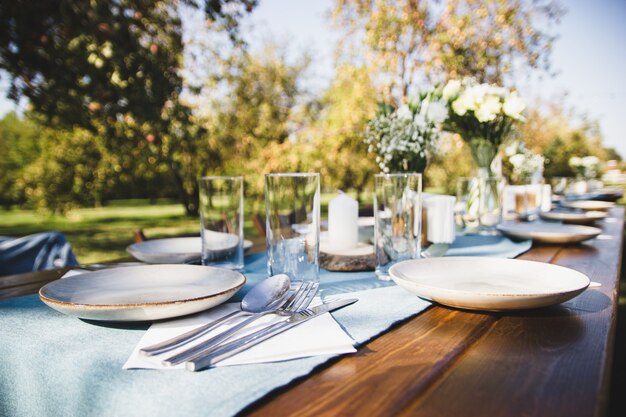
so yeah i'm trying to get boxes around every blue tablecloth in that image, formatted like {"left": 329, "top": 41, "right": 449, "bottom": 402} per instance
{"left": 0, "top": 235, "right": 530, "bottom": 417}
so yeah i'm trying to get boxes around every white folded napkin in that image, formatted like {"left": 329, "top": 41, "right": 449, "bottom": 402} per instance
{"left": 422, "top": 194, "right": 456, "bottom": 244}
{"left": 61, "top": 271, "right": 356, "bottom": 369}
{"left": 123, "top": 298, "right": 356, "bottom": 370}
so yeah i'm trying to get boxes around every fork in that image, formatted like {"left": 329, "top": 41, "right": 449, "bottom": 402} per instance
{"left": 162, "top": 280, "right": 318, "bottom": 366}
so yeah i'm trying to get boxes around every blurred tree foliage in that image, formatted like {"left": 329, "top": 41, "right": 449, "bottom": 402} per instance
{"left": 0, "top": 0, "right": 619, "bottom": 214}
{"left": 0, "top": 0, "right": 256, "bottom": 214}
{"left": 200, "top": 45, "right": 313, "bottom": 210}
{"left": 306, "top": 64, "right": 379, "bottom": 202}
{"left": 332, "top": 0, "right": 563, "bottom": 104}
{"left": 330, "top": 0, "right": 563, "bottom": 192}
{"left": 518, "top": 101, "right": 612, "bottom": 178}
{"left": 0, "top": 113, "right": 40, "bottom": 208}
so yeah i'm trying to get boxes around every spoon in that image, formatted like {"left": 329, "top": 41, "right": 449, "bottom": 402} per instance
{"left": 139, "top": 274, "right": 291, "bottom": 356}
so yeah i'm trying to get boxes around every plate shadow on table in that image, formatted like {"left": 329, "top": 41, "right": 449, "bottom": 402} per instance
{"left": 79, "top": 318, "right": 151, "bottom": 331}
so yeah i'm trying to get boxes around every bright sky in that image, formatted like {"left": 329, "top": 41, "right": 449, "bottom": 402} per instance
{"left": 243, "top": 0, "right": 626, "bottom": 159}
{"left": 1, "top": 0, "right": 625, "bottom": 158}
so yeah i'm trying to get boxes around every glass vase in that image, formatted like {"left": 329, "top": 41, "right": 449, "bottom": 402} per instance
{"left": 467, "top": 137, "right": 500, "bottom": 178}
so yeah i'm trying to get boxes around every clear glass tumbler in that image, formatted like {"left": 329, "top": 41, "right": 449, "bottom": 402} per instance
{"left": 198, "top": 176, "right": 244, "bottom": 269}
{"left": 513, "top": 182, "right": 543, "bottom": 221}
{"left": 374, "top": 173, "right": 422, "bottom": 280}
{"left": 264, "top": 173, "right": 320, "bottom": 284}
{"left": 456, "top": 177, "right": 481, "bottom": 233}
{"left": 478, "top": 177, "right": 506, "bottom": 235}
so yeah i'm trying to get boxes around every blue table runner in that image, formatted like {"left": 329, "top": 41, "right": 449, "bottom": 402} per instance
{"left": 0, "top": 235, "right": 530, "bottom": 417}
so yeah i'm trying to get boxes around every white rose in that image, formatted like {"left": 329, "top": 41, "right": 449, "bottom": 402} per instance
{"left": 504, "top": 142, "right": 519, "bottom": 157}
{"left": 503, "top": 93, "right": 526, "bottom": 120}
{"left": 569, "top": 157, "right": 582, "bottom": 167}
{"left": 487, "top": 85, "right": 507, "bottom": 96}
{"left": 413, "top": 113, "right": 426, "bottom": 128}
{"left": 442, "top": 79, "right": 462, "bottom": 101}
{"left": 469, "top": 84, "right": 488, "bottom": 105}
{"left": 582, "top": 156, "right": 599, "bottom": 167}
{"left": 451, "top": 91, "right": 475, "bottom": 116}
{"left": 396, "top": 104, "right": 412, "bottom": 121}
{"left": 425, "top": 100, "right": 448, "bottom": 124}
{"left": 509, "top": 153, "right": 525, "bottom": 168}
{"left": 474, "top": 95, "right": 501, "bottom": 122}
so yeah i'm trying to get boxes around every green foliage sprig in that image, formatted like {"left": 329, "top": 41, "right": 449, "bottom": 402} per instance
{"left": 364, "top": 90, "right": 447, "bottom": 173}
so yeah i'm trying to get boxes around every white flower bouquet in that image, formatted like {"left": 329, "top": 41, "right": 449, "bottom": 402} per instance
{"left": 442, "top": 78, "right": 526, "bottom": 174}
{"left": 569, "top": 156, "right": 600, "bottom": 179}
{"left": 364, "top": 92, "right": 446, "bottom": 173}
{"left": 505, "top": 142, "right": 545, "bottom": 184}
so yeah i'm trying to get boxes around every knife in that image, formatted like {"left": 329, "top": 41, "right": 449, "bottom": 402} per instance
{"left": 185, "top": 298, "right": 358, "bottom": 372}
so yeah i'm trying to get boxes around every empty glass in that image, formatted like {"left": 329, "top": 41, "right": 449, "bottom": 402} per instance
{"left": 478, "top": 177, "right": 506, "bottom": 235}
{"left": 456, "top": 177, "right": 481, "bottom": 233}
{"left": 198, "top": 176, "right": 244, "bottom": 269}
{"left": 374, "top": 173, "right": 422, "bottom": 280}
{"left": 264, "top": 173, "right": 320, "bottom": 284}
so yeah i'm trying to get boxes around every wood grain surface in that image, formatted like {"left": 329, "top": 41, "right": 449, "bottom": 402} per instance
{"left": 0, "top": 208, "right": 622, "bottom": 417}
{"left": 245, "top": 207, "right": 623, "bottom": 417}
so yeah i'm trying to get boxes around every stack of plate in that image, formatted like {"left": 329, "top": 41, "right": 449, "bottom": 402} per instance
{"left": 539, "top": 210, "right": 607, "bottom": 225}
{"left": 560, "top": 200, "right": 615, "bottom": 211}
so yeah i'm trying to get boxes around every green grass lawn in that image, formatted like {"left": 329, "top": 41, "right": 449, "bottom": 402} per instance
{"left": 0, "top": 193, "right": 370, "bottom": 264}
{"left": 0, "top": 201, "right": 264, "bottom": 264}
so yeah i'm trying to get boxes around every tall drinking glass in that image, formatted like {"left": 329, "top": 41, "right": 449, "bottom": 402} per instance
{"left": 374, "top": 173, "right": 422, "bottom": 280}
{"left": 478, "top": 177, "right": 506, "bottom": 235}
{"left": 198, "top": 176, "right": 244, "bottom": 269}
{"left": 456, "top": 177, "right": 480, "bottom": 233}
{"left": 265, "top": 173, "right": 320, "bottom": 284}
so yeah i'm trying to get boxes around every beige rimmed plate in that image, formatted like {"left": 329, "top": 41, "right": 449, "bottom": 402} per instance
{"left": 539, "top": 210, "right": 607, "bottom": 225}
{"left": 497, "top": 222, "right": 601, "bottom": 244}
{"left": 390, "top": 257, "right": 590, "bottom": 311}
{"left": 39, "top": 265, "right": 245, "bottom": 321}
{"left": 127, "top": 236, "right": 253, "bottom": 264}
{"left": 560, "top": 200, "right": 615, "bottom": 211}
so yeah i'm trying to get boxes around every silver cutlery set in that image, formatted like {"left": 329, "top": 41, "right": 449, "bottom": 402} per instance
{"left": 139, "top": 278, "right": 357, "bottom": 371}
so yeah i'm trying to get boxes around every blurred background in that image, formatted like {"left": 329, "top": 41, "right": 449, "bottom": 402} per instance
{"left": 0, "top": 0, "right": 624, "bottom": 262}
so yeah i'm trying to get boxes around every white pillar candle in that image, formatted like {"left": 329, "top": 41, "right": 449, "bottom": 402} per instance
{"left": 541, "top": 184, "right": 552, "bottom": 212}
{"left": 328, "top": 192, "right": 358, "bottom": 250}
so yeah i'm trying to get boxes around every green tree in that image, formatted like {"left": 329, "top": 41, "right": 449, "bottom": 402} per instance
{"left": 332, "top": 0, "right": 562, "bottom": 103}
{"left": 518, "top": 102, "right": 611, "bottom": 178}
{"left": 18, "top": 127, "right": 117, "bottom": 212}
{"left": 0, "top": 0, "right": 256, "bottom": 214}
{"left": 201, "top": 45, "right": 313, "bottom": 209}
{"left": 0, "top": 112, "right": 40, "bottom": 208}
{"left": 306, "top": 64, "right": 379, "bottom": 201}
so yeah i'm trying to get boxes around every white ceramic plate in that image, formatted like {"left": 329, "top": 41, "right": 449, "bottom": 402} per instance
{"left": 539, "top": 210, "right": 607, "bottom": 224}
{"left": 390, "top": 257, "right": 590, "bottom": 311}
{"left": 560, "top": 200, "right": 615, "bottom": 211}
{"left": 497, "top": 222, "right": 601, "bottom": 244}
{"left": 39, "top": 265, "right": 246, "bottom": 321}
{"left": 127, "top": 237, "right": 253, "bottom": 264}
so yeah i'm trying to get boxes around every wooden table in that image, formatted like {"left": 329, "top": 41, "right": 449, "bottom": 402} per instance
{"left": 1, "top": 207, "right": 623, "bottom": 417}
